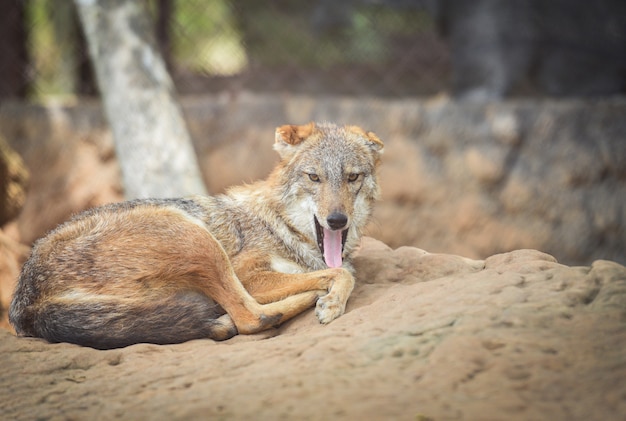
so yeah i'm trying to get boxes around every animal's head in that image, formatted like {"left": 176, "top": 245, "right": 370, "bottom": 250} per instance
{"left": 273, "top": 122, "right": 384, "bottom": 268}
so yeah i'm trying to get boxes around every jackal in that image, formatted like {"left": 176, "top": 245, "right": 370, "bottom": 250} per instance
{"left": 9, "top": 122, "right": 384, "bottom": 349}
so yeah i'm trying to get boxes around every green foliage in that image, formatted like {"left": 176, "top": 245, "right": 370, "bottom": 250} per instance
{"left": 26, "top": 1, "right": 436, "bottom": 98}
{"left": 171, "top": 0, "right": 247, "bottom": 75}
{"left": 27, "top": 0, "right": 67, "bottom": 99}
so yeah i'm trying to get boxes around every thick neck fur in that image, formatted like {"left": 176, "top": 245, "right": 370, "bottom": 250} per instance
{"left": 224, "top": 165, "right": 326, "bottom": 269}
{"left": 223, "top": 161, "right": 373, "bottom": 273}
{"left": 219, "top": 122, "right": 383, "bottom": 272}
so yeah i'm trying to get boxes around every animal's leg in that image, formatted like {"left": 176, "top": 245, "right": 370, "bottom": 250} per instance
{"left": 196, "top": 244, "right": 329, "bottom": 334}
{"left": 315, "top": 270, "right": 355, "bottom": 323}
{"left": 236, "top": 265, "right": 355, "bottom": 324}
{"left": 212, "top": 279, "right": 322, "bottom": 334}
{"left": 114, "top": 213, "right": 351, "bottom": 333}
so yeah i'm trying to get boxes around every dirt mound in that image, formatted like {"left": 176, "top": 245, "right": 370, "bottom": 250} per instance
{"left": 2, "top": 237, "right": 624, "bottom": 420}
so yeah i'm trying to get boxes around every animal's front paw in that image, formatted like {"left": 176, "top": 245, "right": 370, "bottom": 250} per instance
{"left": 315, "top": 293, "right": 346, "bottom": 324}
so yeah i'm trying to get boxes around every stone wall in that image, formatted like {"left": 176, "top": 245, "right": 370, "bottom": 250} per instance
{"left": 1, "top": 93, "right": 624, "bottom": 266}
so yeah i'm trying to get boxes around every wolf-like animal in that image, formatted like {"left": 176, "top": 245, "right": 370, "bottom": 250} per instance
{"left": 9, "top": 122, "right": 384, "bottom": 349}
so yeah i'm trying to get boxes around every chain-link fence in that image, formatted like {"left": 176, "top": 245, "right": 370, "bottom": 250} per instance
{"left": 0, "top": 0, "right": 625, "bottom": 102}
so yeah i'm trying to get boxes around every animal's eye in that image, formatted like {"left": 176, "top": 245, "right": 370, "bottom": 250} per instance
{"left": 347, "top": 173, "right": 360, "bottom": 182}
{"left": 308, "top": 173, "right": 320, "bottom": 182}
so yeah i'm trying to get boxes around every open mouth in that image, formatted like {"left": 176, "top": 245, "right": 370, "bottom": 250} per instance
{"left": 314, "top": 216, "right": 349, "bottom": 268}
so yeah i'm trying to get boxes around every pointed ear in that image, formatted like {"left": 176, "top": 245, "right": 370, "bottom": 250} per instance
{"left": 346, "top": 125, "right": 385, "bottom": 153}
{"left": 274, "top": 122, "right": 316, "bottom": 159}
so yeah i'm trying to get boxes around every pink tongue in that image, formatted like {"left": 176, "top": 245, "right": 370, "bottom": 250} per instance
{"left": 323, "top": 228, "right": 343, "bottom": 268}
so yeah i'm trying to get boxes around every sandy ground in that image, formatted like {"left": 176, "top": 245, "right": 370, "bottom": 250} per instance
{"left": 1, "top": 237, "right": 625, "bottom": 420}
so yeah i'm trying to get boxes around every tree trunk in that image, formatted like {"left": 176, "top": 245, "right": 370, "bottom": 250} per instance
{"left": 74, "top": 0, "right": 207, "bottom": 199}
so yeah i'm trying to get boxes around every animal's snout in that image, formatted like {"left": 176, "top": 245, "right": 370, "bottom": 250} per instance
{"left": 327, "top": 212, "right": 348, "bottom": 230}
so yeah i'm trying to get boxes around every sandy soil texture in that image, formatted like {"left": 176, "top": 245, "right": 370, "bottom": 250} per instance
{"left": 1, "top": 237, "right": 625, "bottom": 420}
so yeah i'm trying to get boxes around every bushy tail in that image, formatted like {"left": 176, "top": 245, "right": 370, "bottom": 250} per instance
{"left": 11, "top": 292, "right": 236, "bottom": 349}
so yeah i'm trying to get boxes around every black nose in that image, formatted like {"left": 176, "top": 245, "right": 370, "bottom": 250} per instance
{"left": 327, "top": 212, "right": 348, "bottom": 230}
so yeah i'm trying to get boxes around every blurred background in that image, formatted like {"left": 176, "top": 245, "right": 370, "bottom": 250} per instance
{"left": 2, "top": 0, "right": 625, "bottom": 102}
{"left": 0, "top": 0, "right": 625, "bottom": 284}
